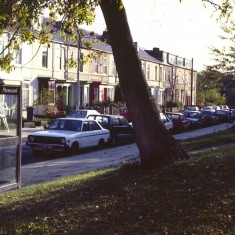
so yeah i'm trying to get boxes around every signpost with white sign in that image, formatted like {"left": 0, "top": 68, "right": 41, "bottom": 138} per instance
{"left": 0, "top": 78, "right": 22, "bottom": 192}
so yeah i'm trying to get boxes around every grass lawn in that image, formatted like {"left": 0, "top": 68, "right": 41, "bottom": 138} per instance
{"left": 0, "top": 127, "right": 234, "bottom": 234}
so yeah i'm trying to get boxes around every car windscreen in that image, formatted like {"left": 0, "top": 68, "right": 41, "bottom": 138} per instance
{"left": 185, "top": 112, "right": 199, "bottom": 118}
{"left": 48, "top": 119, "right": 82, "bottom": 131}
{"left": 171, "top": 114, "right": 182, "bottom": 120}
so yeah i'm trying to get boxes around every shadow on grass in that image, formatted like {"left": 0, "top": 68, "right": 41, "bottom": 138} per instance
{"left": 0, "top": 148, "right": 235, "bottom": 234}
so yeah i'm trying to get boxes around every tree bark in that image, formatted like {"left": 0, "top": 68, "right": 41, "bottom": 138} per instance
{"left": 100, "top": 0, "right": 189, "bottom": 167}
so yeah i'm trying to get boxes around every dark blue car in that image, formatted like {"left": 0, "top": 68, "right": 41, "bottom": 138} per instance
{"left": 184, "top": 111, "right": 205, "bottom": 129}
{"left": 216, "top": 110, "right": 233, "bottom": 123}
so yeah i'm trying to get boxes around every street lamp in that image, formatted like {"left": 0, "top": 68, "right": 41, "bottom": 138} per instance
{"left": 190, "top": 58, "right": 194, "bottom": 105}
{"left": 76, "top": 39, "right": 81, "bottom": 110}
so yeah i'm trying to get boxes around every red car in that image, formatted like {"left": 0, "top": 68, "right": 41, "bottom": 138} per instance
{"left": 121, "top": 108, "right": 131, "bottom": 122}
{"left": 165, "top": 112, "right": 190, "bottom": 133}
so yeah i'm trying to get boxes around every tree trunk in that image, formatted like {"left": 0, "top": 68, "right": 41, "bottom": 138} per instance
{"left": 100, "top": 0, "right": 189, "bottom": 167}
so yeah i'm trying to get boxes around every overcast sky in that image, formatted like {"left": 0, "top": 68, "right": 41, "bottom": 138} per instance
{"left": 83, "top": 0, "right": 225, "bottom": 71}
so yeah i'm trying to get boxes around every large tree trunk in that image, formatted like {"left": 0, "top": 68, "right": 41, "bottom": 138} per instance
{"left": 100, "top": 0, "right": 189, "bottom": 167}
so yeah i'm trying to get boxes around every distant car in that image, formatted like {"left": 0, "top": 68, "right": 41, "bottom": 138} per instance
{"left": 165, "top": 112, "right": 190, "bottom": 132}
{"left": 67, "top": 109, "right": 100, "bottom": 118}
{"left": 121, "top": 108, "right": 131, "bottom": 122}
{"left": 212, "top": 105, "right": 221, "bottom": 111}
{"left": 220, "top": 105, "right": 230, "bottom": 110}
{"left": 216, "top": 110, "right": 232, "bottom": 123}
{"left": 201, "top": 110, "right": 218, "bottom": 126}
{"left": 26, "top": 118, "right": 110, "bottom": 155}
{"left": 185, "top": 106, "right": 200, "bottom": 111}
{"left": 201, "top": 106, "right": 215, "bottom": 111}
{"left": 184, "top": 111, "right": 205, "bottom": 129}
{"left": 231, "top": 109, "right": 235, "bottom": 121}
{"left": 160, "top": 113, "right": 173, "bottom": 132}
{"left": 87, "top": 114, "right": 134, "bottom": 145}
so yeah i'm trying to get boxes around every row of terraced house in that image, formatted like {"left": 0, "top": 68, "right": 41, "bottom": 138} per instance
{"left": 0, "top": 20, "right": 197, "bottom": 119}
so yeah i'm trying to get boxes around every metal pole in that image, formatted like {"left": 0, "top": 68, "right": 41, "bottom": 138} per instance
{"left": 191, "top": 58, "right": 194, "bottom": 105}
{"left": 76, "top": 40, "right": 80, "bottom": 110}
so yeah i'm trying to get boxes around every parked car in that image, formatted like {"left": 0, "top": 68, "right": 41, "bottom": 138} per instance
{"left": 26, "top": 118, "right": 110, "bottom": 155}
{"left": 184, "top": 111, "right": 205, "bottom": 129}
{"left": 231, "top": 109, "right": 235, "bottom": 121}
{"left": 67, "top": 109, "right": 100, "bottom": 118}
{"left": 216, "top": 109, "right": 233, "bottom": 123}
{"left": 87, "top": 114, "right": 134, "bottom": 145}
{"left": 121, "top": 108, "right": 131, "bottom": 122}
{"left": 160, "top": 113, "right": 173, "bottom": 132}
{"left": 201, "top": 110, "right": 218, "bottom": 126}
{"left": 212, "top": 105, "right": 221, "bottom": 111}
{"left": 201, "top": 105, "right": 215, "bottom": 111}
{"left": 165, "top": 112, "right": 190, "bottom": 132}
{"left": 185, "top": 105, "right": 200, "bottom": 111}
{"left": 220, "top": 105, "right": 230, "bottom": 110}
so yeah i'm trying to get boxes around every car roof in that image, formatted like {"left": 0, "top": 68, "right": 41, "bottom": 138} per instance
{"left": 184, "top": 110, "right": 201, "bottom": 113}
{"left": 55, "top": 117, "right": 94, "bottom": 121}
{"left": 165, "top": 112, "right": 183, "bottom": 115}
{"left": 87, "top": 114, "right": 125, "bottom": 118}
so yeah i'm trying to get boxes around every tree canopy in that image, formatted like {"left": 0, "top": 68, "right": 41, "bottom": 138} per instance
{"left": 0, "top": 0, "right": 233, "bottom": 72}
{"left": 196, "top": 66, "right": 226, "bottom": 105}
{"left": 211, "top": 19, "right": 235, "bottom": 73}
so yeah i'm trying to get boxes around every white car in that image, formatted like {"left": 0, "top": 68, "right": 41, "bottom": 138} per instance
{"left": 26, "top": 118, "right": 110, "bottom": 155}
{"left": 160, "top": 113, "right": 173, "bottom": 131}
{"left": 67, "top": 109, "right": 100, "bottom": 118}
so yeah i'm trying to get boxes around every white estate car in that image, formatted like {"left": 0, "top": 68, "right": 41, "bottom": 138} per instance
{"left": 26, "top": 118, "right": 110, "bottom": 155}
{"left": 67, "top": 109, "right": 100, "bottom": 118}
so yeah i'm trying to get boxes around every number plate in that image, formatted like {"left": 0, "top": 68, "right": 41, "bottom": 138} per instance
{"left": 41, "top": 145, "right": 52, "bottom": 149}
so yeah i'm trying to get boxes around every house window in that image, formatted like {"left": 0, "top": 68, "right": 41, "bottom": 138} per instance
{"left": 42, "top": 46, "right": 48, "bottom": 68}
{"left": 94, "top": 57, "right": 98, "bottom": 73}
{"left": 22, "top": 82, "right": 30, "bottom": 109}
{"left": 142, "top": 62, "right": 145, "bottom": 76}
{"left": 159, "top": 67, "right": 162, "bottom": 81}
{"left": 147, "top": 64, "right": 150, "bottom": 80}
{"left": 48, "top": 81, "right": 55, "bottom": 103}
{"left": 155, "top": 66, "right": 158, "bottom": 81}
{"left": 163, "top": 69, "right": 166, "bottom": 81}
{"left": 175, "top": 89, "right": 180, "bottom": 101}
{"left": 55, "top": 47, "right": 62, "bottom": 70}
{"left": 0, "top": 36, "right": 9, "bottom": 58}
{"left": 111, "top": 58, "right": 116, "bottom": 75}
{"left": 167, "top": 69, "right": 171, "bottom": 81}
{"left": 94, "top": 87, "right": 98, "bottom": 103}
{"left": 102, "top": 57, "right": 107, "bottom": 74}
{"left": 15, "top": 48, "right": 22, "bottom": 64}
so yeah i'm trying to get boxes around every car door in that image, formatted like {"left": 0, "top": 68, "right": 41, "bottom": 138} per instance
{"left": 80, "top": 121, "right": 93, "bottom": 148}
{"left": 89, "top": 120, "right": 103, "bottom": 146}
{"left": 112, "top": 117, "right": 133, "bottom": 142}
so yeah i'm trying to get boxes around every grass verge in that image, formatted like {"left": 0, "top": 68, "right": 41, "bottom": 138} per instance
{"left": 181, "top": 125, "right": 235, "bottom": 151}
{"left": 0, "top": 145, "right": 234, "bottom": 234}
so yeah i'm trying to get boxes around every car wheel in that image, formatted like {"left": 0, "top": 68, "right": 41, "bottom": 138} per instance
{"left": 32, "top": 149, "right": 42, "bottom": 156}
{"left": 70, "top": 142, "right": 79, "bottom": 155}
{"left": 97, "top": 139, "right": 105, "bottom": 150}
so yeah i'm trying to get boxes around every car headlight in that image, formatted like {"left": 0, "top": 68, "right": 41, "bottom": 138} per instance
{"left": 28, "top": 135, "right": 35, "bottom": 142}
{"left": 60, "top": 137, "right": 66, "bottom": 144}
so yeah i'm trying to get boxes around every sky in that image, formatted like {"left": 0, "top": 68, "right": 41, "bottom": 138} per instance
{"left": 82, "top": 0, "right": 226, "bottom": 71}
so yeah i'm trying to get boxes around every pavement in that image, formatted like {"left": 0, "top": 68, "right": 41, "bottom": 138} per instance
{"left": 20, "top": 122, "right": 235, "bottom": 188}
